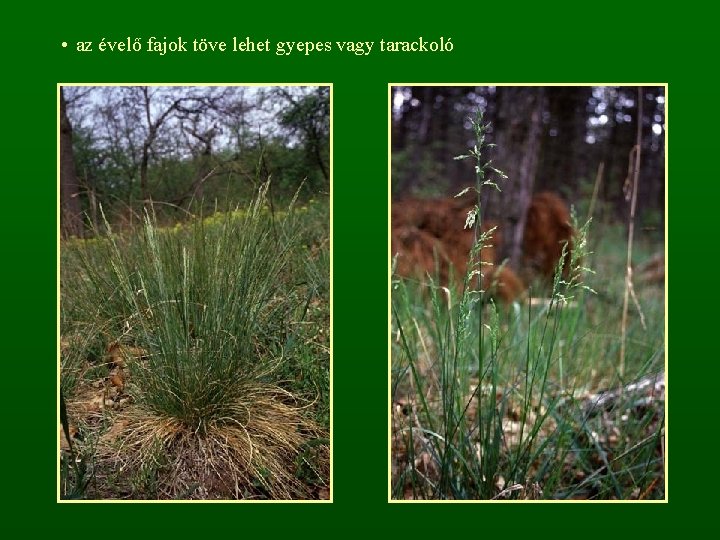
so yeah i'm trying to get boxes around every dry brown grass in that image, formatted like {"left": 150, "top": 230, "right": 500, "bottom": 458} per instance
{"left": 391, "top": 192, "right": 576, "bottom": 302}
{"left": 88, "top": 384, "right": 327, "bottom": 500}
{"left": 522, "top": 191, "right": 575, "bottom": 282}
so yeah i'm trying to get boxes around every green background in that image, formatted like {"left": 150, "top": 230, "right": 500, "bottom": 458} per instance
{"left": 3, "top": 1, "right": 709, "bottom": 534}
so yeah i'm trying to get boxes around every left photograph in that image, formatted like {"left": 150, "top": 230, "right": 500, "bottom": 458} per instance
{"left": 59, "top": 85, "right": 331, "bottom": 501}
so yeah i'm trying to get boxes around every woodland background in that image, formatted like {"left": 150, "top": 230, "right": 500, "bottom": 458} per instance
{"left": 60, "top": 85, "right": 330, "bottom": 236}
{"left": 391, "top": 85, "right": 665, "bottom": 266}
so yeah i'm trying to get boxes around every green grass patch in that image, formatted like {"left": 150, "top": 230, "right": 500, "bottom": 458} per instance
{"left": 60, "top": 183, "right": 330, "bottom": 500}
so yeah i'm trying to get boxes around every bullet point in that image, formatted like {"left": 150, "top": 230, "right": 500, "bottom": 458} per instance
{"left": 61, "top": 42, "right": 68, "bottom": 48}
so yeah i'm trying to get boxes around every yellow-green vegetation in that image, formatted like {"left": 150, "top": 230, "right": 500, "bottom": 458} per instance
{"left": 60, "top": 183, "right": 330, "bottom": 500}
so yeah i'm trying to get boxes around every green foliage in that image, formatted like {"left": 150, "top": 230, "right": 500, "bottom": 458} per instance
{"left": 277, "top": 87, "right": 330, "bottom": 193}
{"left": 60, "top": 184, "right": 330, "bottom": 498}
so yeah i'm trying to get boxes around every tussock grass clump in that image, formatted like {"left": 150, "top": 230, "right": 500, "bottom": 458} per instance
{"left": 98, "top": 386, "right": 319, "bottom": 499}
{"left": 61, "top": 182, "right": 329, "bottom": 499}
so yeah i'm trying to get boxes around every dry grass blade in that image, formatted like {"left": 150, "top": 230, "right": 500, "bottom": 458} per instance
{"left": 97, "top": 384, "right": 326, "bottom": 500}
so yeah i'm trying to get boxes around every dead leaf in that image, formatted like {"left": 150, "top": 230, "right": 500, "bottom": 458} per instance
{"left": 109, "top": 368, "right": 125, "bottom": 390}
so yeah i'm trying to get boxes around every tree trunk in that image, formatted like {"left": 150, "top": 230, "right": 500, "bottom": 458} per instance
{"left": 60, "top": 87, "right": 83, "bottom": 238}
{"left": 310, "top": 125, "right": 329, "bottom": 181}
{"left": 397, "top": 86, "right": 434, "bottom": 194}
{"left": 537, "top": 86, "right": 592, "bottom": 195}
{"left": 140, "top": 144, "right": 150, "bottom": 207}
{"left": 483, "top": 87, "right": 545, "bottom": 270}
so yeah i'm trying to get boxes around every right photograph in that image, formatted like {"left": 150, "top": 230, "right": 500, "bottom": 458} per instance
{"left": 390, "top": 85, "right": 666, "bottom": 501}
